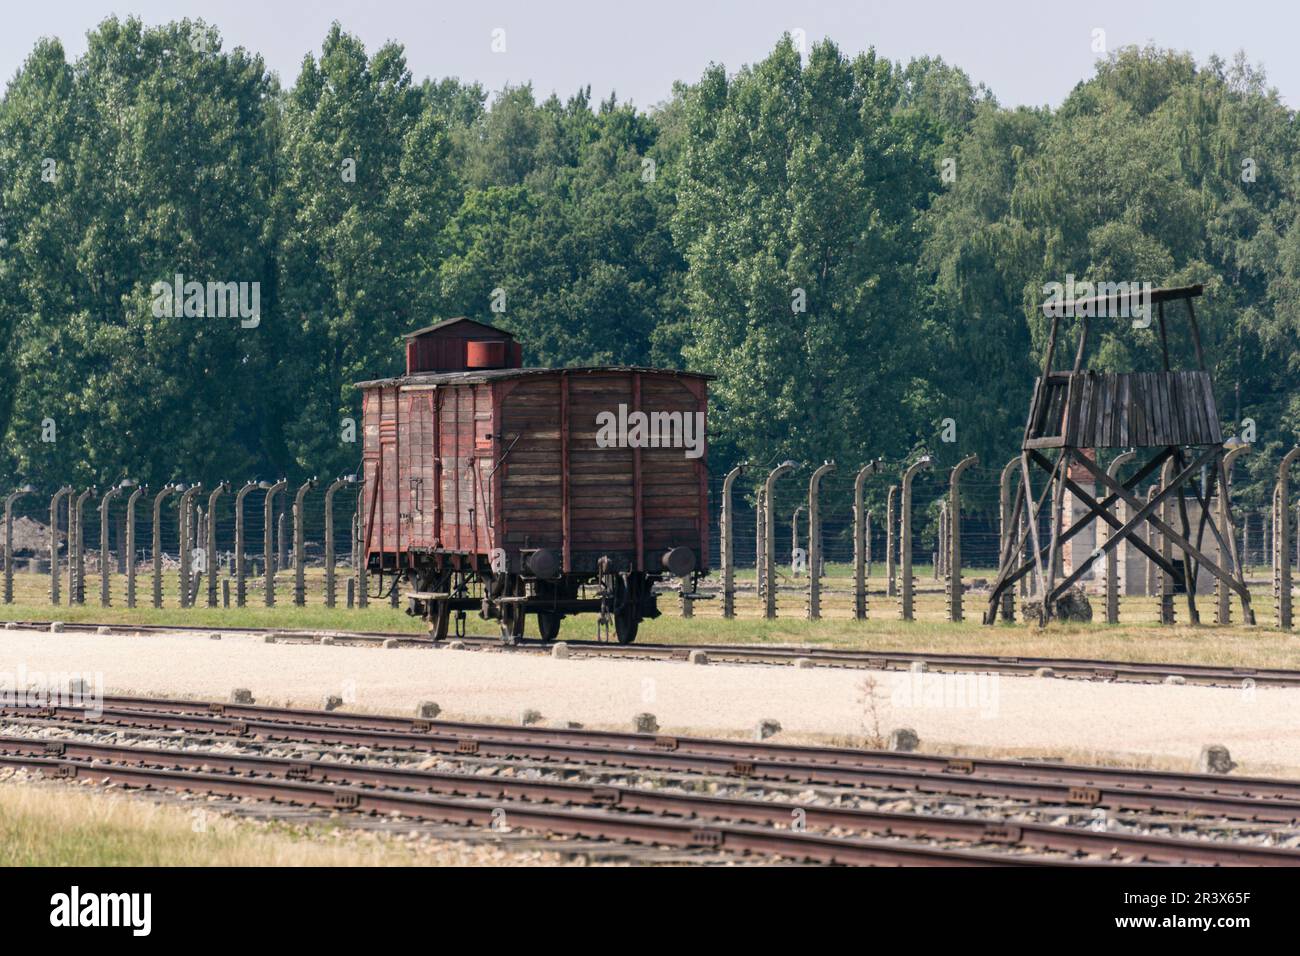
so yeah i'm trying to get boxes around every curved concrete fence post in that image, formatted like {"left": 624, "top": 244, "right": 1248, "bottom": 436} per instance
{"left": 1102, "top": 451, "right": 1137, "bottom": 624}
{"left": 125, "top": 485, "right": 146, "bottom": 608}
{"left": 71, "top": 488, "right": 95, "bottom": 606}
{"left": 754, "top": 486, "right": 767, "bottom": 603}
{"left": 323, "top": 476, "right": 357, "bottom": 608}
{"left": 719, "top": 465, "right": 744, "bottom": 619}
{"left": 1275, "top": 447, "right": 1300, "bottom": 630}
{"left": 151, "top": 485, "right": 180, "bottom": 608}
{"left": 1143, "top": 485, "right": 1158, "bottom": 598}
{"left": 997, "top": 457, "right": 1019, "bottom": 621}
{"left": 1216, "top": 441, "right": 1250, "bottom": 625}
{"left": 67, "top": 489, "right": 79, "bottom": 600}
{"left": 2, "top": 489, "right": 33, "bottom": 600}
{"left": 355, "top": 486, "right": 369, "bottom": 609}
{"left": 853, "top": 462, "right": 880, "bottom": 621}
{"left": 234, "top": 481, "right": 266, "bottom": 607}
{"left": 899, "top": 457, "right": 932, "bottom": 622}
{"left": 293, "top": 478, "right": 318, "bottom": 606}
{"left": 177, "top": 484, "right": 203, "bottom": 608}
{"left": 900, "top": 457, "right": 932, "bottom": 621}
{"left": 65, "top": 492, "right": 76, "bottom": 605}
{"left": 206, "top": 482, "right": 229, "bottom": 607}
{"left": 947, "top": 454, "right": 978, "bottom": 622}
{"left": 941, "top": 502, "right": 951, "bottom": 582}
{"left": 886, "top": 485, "right": 898, "bottom": 598}
{"left": 49, "top": 487, "right": 72, "bottom": 606}
{"left": 98, "top": 483, "right": 130, "bottom": 607}
{"left": 1156, "top": 461, "right": 1177, "bottom": 625}
{"left": 762, "top": 462, "right": 797, "bottom": 620}
{"left": 263, "top": 480, "right": 289, "bottom": 607}
{"left": 806, "top": 461, "right": 836, "bottom": 620}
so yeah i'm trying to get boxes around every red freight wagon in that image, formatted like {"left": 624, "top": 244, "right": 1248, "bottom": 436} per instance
{"left": 356, "top": 317, "right": 710, "bottom": 643}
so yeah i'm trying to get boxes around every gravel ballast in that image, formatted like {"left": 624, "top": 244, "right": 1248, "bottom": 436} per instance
{"left": 1, "top": 628, "right": 1297, "bottom": 773}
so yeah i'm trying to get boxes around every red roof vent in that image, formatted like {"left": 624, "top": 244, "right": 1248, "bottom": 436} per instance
{"left": 466, "top": 340, "right": 508, "bottom": 369}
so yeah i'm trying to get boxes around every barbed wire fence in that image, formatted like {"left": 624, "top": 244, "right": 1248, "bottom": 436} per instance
{"left": 1, "top": 448, "right": 1296, "bottom": 625}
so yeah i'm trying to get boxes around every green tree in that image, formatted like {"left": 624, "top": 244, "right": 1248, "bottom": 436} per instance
{"left": 672, "top": 37, "right": 945, "bottom": 469}
{"left": 271, "top": 23, "right": 458, "bottom": 480}
{"left": 0, "top": 18, "right": 278, "bottom": 491}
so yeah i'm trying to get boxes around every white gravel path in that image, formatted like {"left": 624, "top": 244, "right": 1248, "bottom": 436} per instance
{"left": 1, "top": 628, "right": 1297, "bottom": 774}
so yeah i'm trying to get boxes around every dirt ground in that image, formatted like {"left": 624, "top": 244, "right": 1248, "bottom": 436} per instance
{"left": 1, "top": 626, "right": 1297, "bottom": 776}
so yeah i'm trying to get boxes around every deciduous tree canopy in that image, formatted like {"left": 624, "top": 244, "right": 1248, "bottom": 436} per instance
{"left": 1, "top": 19, "right": 1296, "bottom": 513}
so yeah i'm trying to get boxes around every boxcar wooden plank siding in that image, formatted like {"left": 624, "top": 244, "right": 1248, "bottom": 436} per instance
{"left": 360, "top": 366, "right": 709, "bottom": 575}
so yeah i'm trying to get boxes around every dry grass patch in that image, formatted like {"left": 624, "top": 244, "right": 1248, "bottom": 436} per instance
{"left": 0, "top": 774, "right": 571, "bottom": 866}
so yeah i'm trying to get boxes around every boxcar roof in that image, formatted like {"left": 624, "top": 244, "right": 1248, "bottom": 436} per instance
{"left": 355, "top": 366, "right": 714, "bottom": 388}
{"left": 401, "top": 316, "right": 514, "bottom": 339}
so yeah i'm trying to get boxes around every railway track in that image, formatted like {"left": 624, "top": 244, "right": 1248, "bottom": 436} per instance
{"left": 67, "top": 693, "right": 1300, "bottom": 805}
{"left": 1, "top": 694, "right": 1298, "bottom": 864}
{"left": 5, "top": 618, "right": 1296, "bottom": 688}
{"left": 0, "top": 733, "right": 1291, "bottom": 866}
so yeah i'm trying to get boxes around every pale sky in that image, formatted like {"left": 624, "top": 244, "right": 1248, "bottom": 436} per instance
{"left": 1, "top": 0, "right": 1294, "bottom": 109}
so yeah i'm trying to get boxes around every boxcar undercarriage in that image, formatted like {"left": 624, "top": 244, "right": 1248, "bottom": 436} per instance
{"left": 381, "top": 552, "right": 694, "bottom": 644}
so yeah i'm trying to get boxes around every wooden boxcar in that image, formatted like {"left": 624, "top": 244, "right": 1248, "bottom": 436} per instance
{"left": 356, "top": 317, "right": 710, "bottom": 643}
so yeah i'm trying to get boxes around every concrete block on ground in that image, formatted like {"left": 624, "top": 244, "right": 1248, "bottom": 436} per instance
{"left": 416, "top": 701, "right": 441, "bottom": 719}
{"left": 688, "top": 650, "right": 709, "bottom": 665}
{"left": 1033, "top": 667, "right": 1055, "bottom": 678}
{"left": 382, "top": 639, "right": 399, "bottom": 649}
{"left": 888, "top": 728, "right": 920, "bottom": 752}
{"left": 521, "top": 708, "right": 543, "bottom": 726}
{"left": 1196, "top": 744, "right": 1236, "bottom": 774}
{"left": 755, "top": 718, "right": 782, "bottom": 740}
{"left": 551, "top": 642, "right": 571, "bottom": 659}
{"left": 229, "top": 688, "right": 255, "bottom": 705}
{"left": 634, "top": 712, "right": 659, "bottom": 734}
{"left": 321, "top": 695, "right": 343, "bottom": 712}
{"left": 49, "top": 622, "right": 64, "bottom": 633}
{"left": 793, "top": 657, "right": 814, "bottom": 669}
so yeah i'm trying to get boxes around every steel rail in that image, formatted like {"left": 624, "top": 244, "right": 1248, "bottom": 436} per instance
{"left": 4, "top": 703, "right": 1299, "bottom": 823}
{"left": 0, "top": 733, "right": 1289, "bottom": 865}
{"left": 0, "top": 752, "right": 1064, "bottom": 867}
{"left": 83, "top": 694, "right": 1300, "bottom": 803}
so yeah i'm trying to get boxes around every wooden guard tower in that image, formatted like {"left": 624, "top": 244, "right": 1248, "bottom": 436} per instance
{"left": 984, "top": 284, "right": 1254, "bottom": 626}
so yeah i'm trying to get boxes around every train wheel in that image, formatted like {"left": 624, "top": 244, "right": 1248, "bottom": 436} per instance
{"left": 535, "top": 579, "right": 567, "bottom": 642}
{"left": 431, "top": 599, "right": 450, "bottom": 641}
{"left": 614, "top": 610, "right": 639, "bottom": 644}
{"left": 427, "top": 570, "right": 451, "bottom": 641}
{"left": 537, "top": 611, "right": 562, "bottom": 642}
{"left": 612, "top": 576, "right": 640, "bottom": 644}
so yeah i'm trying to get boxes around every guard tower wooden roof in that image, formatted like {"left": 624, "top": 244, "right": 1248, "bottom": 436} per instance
{"left": 1023, "top": 284, "right": 1221, "bottom": 450}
